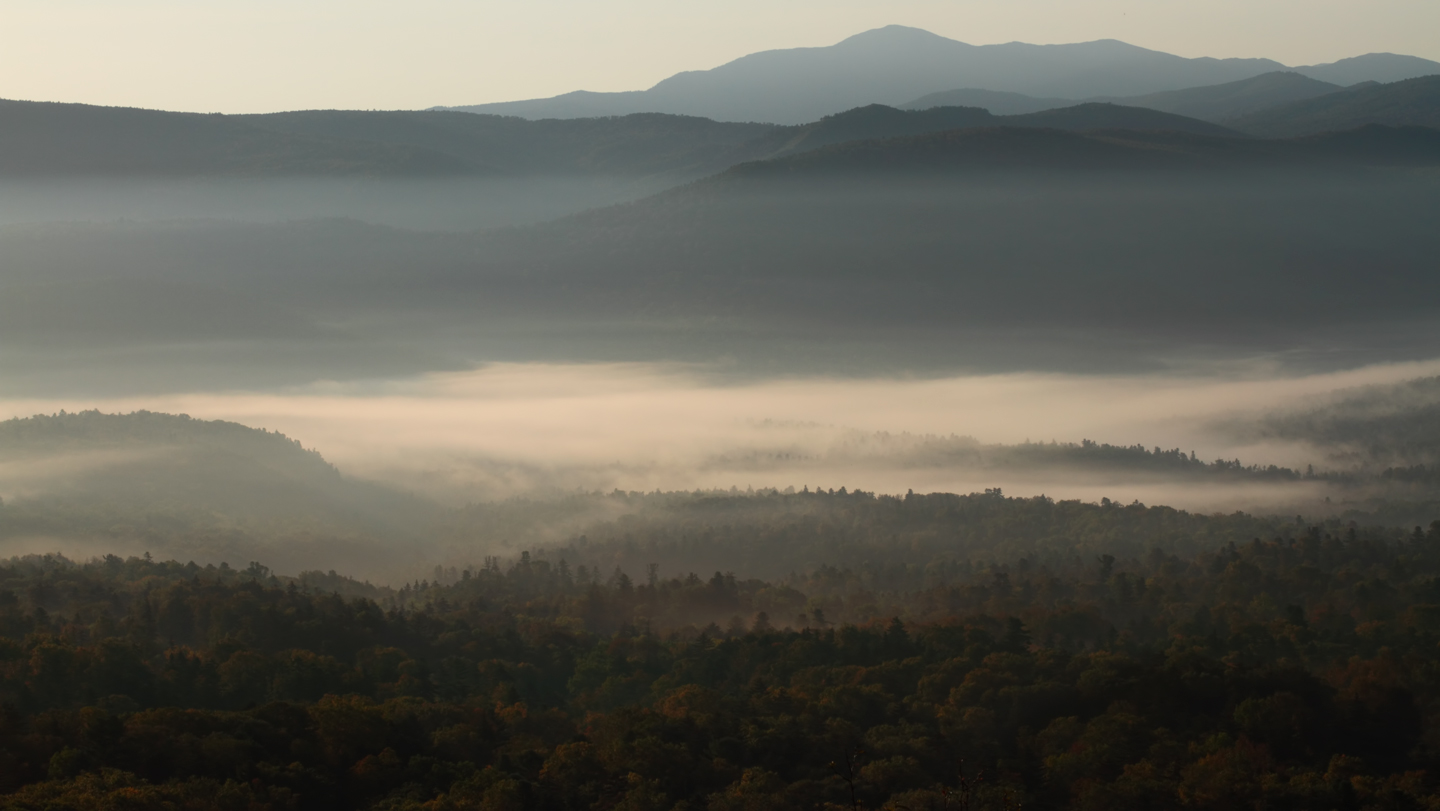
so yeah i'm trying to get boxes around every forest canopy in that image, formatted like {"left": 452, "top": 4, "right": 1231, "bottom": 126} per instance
{"left": 3, "top": 514, "right": 1440, "bottom": 809}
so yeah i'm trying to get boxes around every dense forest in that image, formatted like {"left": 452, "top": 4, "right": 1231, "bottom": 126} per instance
{"left": 3, "top": 508, "right": 1440, "bottom": 808}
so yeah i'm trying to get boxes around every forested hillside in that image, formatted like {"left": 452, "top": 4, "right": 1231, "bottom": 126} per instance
{"left": 0, "top": 412, "right": 437, "bottom": 576}
{"left": 3, "top": 515, "right": 1440, "bottom": 809}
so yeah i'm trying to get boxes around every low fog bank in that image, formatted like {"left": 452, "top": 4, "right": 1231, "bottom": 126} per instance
{"left": 0, "top": 176, "right": 671, "bottom": 232}
{"left": 10, "top": 360, "right": 1440, "bottom": 505}
{"left": 4, "top": 361, "right": 1440, "bottom": 583}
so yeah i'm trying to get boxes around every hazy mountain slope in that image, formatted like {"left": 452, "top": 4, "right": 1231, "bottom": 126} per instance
{"left": 241, "top": 110, "right": 777, "bottom": 177}
{"left": 441, "top": 26, "right": 1289, "bottom": 124}
{"left": 901, "top": 88, "right": 1070, "bottom": 115}
{"left": 1104, "top": 72, "right": 1343, "bottom": 122}
{"left": 2, "top": 128, "right": 1438, "bottom": 385}
{"left": 0, "top": 99, "right": 474, "bottom": 177}
{"left": 1227, "top": 75, "right": 1440, "bottom": 136}
{"left": 746, "top": 105, "right": 997, "bottom": 158}
{"left": 1295, "top": 53, "right": 1440, "bottom": 87}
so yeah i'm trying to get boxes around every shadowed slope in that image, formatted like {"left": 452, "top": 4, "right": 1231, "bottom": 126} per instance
{"left": 1228, "top": 75, "right": 1440, "bottom": 136}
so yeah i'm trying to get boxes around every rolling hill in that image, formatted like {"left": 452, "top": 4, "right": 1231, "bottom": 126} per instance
{"left": 0, "top": 411, "right": 442, "bottom": 577}
{"left": 1227, "top": 75, "right": 1440, "bottom": 137}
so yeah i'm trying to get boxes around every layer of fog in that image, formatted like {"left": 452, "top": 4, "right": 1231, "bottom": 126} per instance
{"left": 6, "top": 359, "right": 1440, "bottom": 515}
{"left": 0, "top": 176, "right": 673, "bottom": 231}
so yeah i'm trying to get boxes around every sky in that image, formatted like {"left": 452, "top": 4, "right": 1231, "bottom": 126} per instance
{"left": 3, "top": 0, "right": 1438, "bottom": 114}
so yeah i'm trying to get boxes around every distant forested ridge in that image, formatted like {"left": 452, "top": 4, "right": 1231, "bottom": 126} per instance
{"left": 0, "top": 98, "right": 1248, "bottom": 180}
{"left": 10, "top": 90, "right": 1438, "bottom": 181}
{"left": 3, "top": 514, "right": 1440, "bottom": 808}
{"left": 1228, "top": 75, "right": 1440, "bottom": 137}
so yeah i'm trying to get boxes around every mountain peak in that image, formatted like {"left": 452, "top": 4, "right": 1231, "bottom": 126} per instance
{"left": 836, "top": 25, "right": 963, "bottom": 47}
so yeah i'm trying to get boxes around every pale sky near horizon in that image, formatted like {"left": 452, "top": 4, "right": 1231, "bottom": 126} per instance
{"left": 3, "top": 0, "right": 1437, "bottom": 114}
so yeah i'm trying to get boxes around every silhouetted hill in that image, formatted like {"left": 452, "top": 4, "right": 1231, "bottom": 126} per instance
{"left": 1104, "top": 72, "right": 1343, "bottom": 122}
{"left": 0, "top": 100, "right": 473, "bottom": 177}
{"left": 241, "top": 110, "right": 775, "bottom": 177}
{"left": 1227, "top": 75, "right": 1440, "bottom": 136}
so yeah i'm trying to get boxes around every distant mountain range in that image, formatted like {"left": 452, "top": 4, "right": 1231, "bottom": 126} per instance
{"left": 437, "top": 26, "right": 1440, "bottom": 124}
{"left": 902, "top": 72, "right": 1344, "bottom": 121}
{"left": 905, "top": 73, "right": 1440, "bottom": 135}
